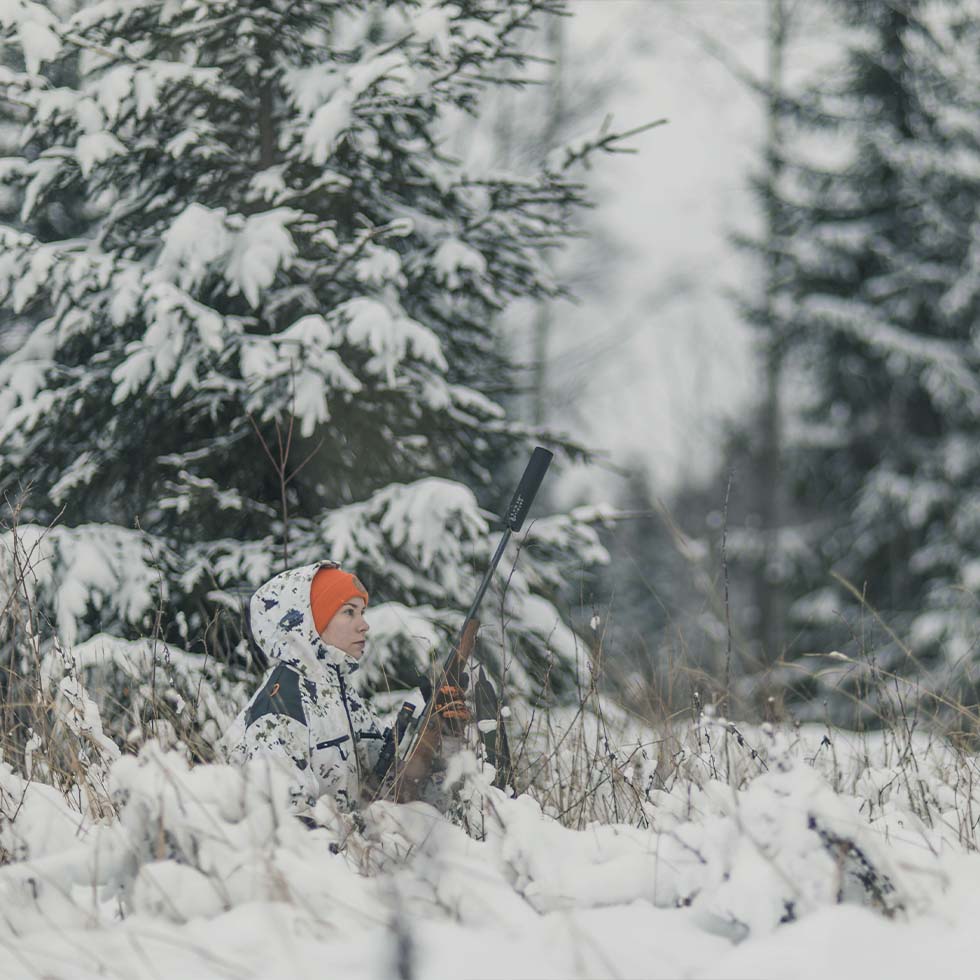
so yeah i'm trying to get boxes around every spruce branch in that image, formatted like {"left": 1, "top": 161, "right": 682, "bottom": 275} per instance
{"left": 552, "top": 117, "right": 668, "bottom": 172}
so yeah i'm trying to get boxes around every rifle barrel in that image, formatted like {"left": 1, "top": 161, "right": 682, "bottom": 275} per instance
{"left": 391, "top": 447, "right": 553, "bottom": 775}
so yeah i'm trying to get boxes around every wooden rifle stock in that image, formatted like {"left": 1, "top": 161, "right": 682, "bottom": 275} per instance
{"left": 372, "top": 446, "right": 553, "bottom": 801}
{"left": 391, "top": 617, "right": 480, "bottom": 802}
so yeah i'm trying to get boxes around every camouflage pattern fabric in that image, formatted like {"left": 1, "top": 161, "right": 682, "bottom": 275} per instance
{"left": 224, "top": 562, "right": 387, "bottom": 813}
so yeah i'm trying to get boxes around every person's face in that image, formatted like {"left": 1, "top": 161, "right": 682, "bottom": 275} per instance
{"left": 319, "top": 597, "right": 369, "bottom": 659}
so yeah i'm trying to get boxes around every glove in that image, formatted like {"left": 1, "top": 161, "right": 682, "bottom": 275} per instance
{"left": 434, "top": 683, "right": 470, "bottom": 734}
{"left": 418, "top": 670, "right": 468, "bottom": 703}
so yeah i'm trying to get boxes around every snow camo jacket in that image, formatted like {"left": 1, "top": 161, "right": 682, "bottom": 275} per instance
{"left": 224, "top": 562, "right": 388, "bottom": 813}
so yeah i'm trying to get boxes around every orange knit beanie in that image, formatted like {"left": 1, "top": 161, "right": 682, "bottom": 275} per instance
{"left": 310, "top": 567, "right": 369, "bottom": 635}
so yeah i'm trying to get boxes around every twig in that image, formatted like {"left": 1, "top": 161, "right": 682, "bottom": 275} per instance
{"left": 722, "top": 470, "right": 735, "bottom": 714}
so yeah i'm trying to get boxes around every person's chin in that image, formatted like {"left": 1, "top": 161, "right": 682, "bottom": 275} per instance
{"left": 348, "top": 644, "right": 365, "bottom": 659}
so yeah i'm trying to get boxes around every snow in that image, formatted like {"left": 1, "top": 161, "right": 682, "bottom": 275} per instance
{"left": 357, "top": 600, "right": 447, "bottom": 687}
{"left": 0, "top": 0, "right": 627, "bottom": 736}
{"left": 282, "top": 63, "right": 341, "bottom": 116}
{"left": 1, "top": 0, "right": 977, "bottom": 969}
{"left": 18, "top": 157, "right": 60, "bottom": 224}
{"left": 155, "top": 204, "right": 301, "bottom": 310}
{"left": 376, "top": 478, "right": 486, "bottom": 574}
{"left": 16, "top": 14, "right": 61, "bottom": 76}
{"left": 354, "top": 244, "right": 404, "bottom": 288}
{"left": 802, "top": 294, "right": 980, "bottom": 411}
{"left": 0, "top": 524, "right": 167, "bottom": 646}
{"left": 239, "top": 314, "right": 362, "bottom": 436}
{"left": 156, "top": 203, "right": 232, "bottom": 292}
{"left": 296, "top": 51, "right": 410, "bottom": 165}
{"left": 48, "top": 450, "right": 98, "bottom": 505}
{"left": 338, "top": 297, "right": 448, "bottom": 384}
{"left": 5, "top": 714, "right": 980, "bottom": 978}
{"left": 225, "top": 209, "right": 301, "bottom": 308}
{"left": 0, "top": 328, "right": 51, "bottom": 422}
{"left": 75, "top": 130, "right": 125, "bottom": 176}
{"left": 303, "top": 88, "right": 355, "bottom": 165}
{"left": 432, "top": 237, "right": 488, "bottom": 290}
{"left": 963, "top": 561, "right": 980, "bottom": 592}
{"left": 411, "top": 2, "right": 453, "bottom": 57}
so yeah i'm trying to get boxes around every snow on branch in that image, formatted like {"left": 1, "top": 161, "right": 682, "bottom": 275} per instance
{"left": 0, "top": 0, "right": 61, "bottom": 75}
{"left": 308, "top": 478, "right": 488, "bottom": 605}
{"left": 0, "top": 522, "right": 172, "bottom": 646}
{"left": 802, "top": 294, "right": 980, "bottom": 410}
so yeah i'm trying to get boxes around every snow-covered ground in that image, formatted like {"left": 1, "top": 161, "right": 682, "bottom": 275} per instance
{"left": 4, "top": 709, "right": 979, "bottom": 980}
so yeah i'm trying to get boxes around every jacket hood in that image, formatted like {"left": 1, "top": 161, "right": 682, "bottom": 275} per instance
{"left": 247, "top": 561, "right": 360, "bottom": 678}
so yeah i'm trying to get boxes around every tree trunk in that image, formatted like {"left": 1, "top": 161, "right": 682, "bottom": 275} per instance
{"left": 757, "top": 0, "right": 787, "bottom": 664}
{"left": 532, "top": 13, "right": 564, "bottom": 429}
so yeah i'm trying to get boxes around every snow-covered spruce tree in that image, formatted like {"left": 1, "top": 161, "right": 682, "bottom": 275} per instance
{"left": 0, "top": 0, "right": 90, "bottom": 341}
{"left": 0, "top": 1, "right": 610, "bottom": 726}
{"left": 736, "top": 0, "right": 980, "bottom": 722}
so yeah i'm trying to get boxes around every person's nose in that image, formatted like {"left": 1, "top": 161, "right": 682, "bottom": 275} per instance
{"left": 359, "top": 616, "right": 370, "bottom": 635}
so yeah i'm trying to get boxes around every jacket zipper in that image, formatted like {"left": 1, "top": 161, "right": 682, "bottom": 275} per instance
{"left": 334, "top": 666, "right": 362, "bottom": 786}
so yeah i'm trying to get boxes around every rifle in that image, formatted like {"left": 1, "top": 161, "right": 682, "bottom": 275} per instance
{"left": 372, "top": 446, "right": 553, "bottom": 800}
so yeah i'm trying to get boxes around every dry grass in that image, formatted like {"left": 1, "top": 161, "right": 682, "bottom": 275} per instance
{"left": 0, "top": 498, "right": 247, "bottom": 824}
{"left": 3, "top": 491, "right": 980, "bottom": 852}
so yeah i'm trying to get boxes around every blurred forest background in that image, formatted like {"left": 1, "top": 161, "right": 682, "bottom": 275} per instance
{"left": 571, "top": 0, "right": 980, "bottom": 730}
{"left": 0, "top": 0, "right": 977, "bottom": 748}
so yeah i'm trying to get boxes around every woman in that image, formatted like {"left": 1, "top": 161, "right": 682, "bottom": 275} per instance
{"left": 225, "top": 561, "right": 465, "bottom": 814}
